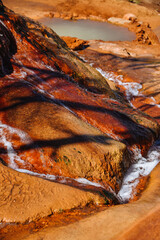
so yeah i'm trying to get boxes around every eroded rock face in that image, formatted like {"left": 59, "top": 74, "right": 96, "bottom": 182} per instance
{"left": 1, "top": 11, "right": 158, "bottom": 153}
{"left": 0, "top": 2, "right": 159, "bottom": 204}
{"left": 0, "top": 83, "right": 129, "bottom": 193}
{"left": 2, "top": 9, "right": 113, "bottom": 96}
{"left": 79, "top": 44, "right": 160, "bottom": 128}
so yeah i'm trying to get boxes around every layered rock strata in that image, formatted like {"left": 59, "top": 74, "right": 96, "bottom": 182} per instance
{"left": 0, "top": 1, "right": 159, "bottom": 224}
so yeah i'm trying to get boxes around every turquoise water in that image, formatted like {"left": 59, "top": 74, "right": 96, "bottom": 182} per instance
{"left": 39, "top": 18, "right": 135, "bottom": 41}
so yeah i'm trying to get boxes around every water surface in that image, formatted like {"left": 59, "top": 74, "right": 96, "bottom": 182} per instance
{"left": 39, "top": 18, "right": 135, "bottom": 41}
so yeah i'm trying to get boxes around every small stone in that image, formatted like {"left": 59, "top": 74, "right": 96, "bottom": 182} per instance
{"left": 123, "top": 13, "right": 137, "bottom": 22}
{"left": 61, "top": 36, "right": 88, "bottom": 50}
{"left": 108, "top": 17, "right": 131, "bottom": 25}
{"left": 54, "top": 12, "right": 61, "bottom": 18}
{"left": 48, "top": 12, "right": 54, "bottom": 18}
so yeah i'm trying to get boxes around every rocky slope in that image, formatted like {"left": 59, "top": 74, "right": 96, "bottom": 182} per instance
{"left": 78, "top": 39, "right": 160, "bottom": 125}
{"left": 0, "top": 0, "right": 160, "bottom": 232}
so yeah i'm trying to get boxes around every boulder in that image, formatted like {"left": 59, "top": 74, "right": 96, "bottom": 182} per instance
{"left": 123, "top": 13, "right": 137, "bottom": 22}
{"left": 3, "top": 83, "right": 129, "bottom": 193}
{"left": 4, "top": 10, "right": 113, "bottom": 96}
{"left": 61, "top": 36, "right": 88, "bottom": 50}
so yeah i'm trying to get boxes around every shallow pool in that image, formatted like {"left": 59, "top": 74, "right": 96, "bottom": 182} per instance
{"left": 39, "top": 18, "right": 135, "bottom": 41}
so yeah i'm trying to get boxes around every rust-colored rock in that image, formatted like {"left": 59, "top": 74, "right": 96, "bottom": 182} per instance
{"left": 1, "top": 11, "right": 158, "bottom": 154}
{"left": 0, "top": 14, "right": 17, "bottom": 76}
{"left": 0, "top": 4, "right": 159, "bottom": 195}
{"left": 0, "top": 0, "right": 160, "bottom": 239}
{"left": 1, "top": 8, "right": 113, "bottom": 96}
{"left": 61, "top": 36, "right": 88, "bottom": 50}
{"left": 134, "top": 21, "right": 160, "bottom": 45}
{"left": 11, "top": 163, "right": 160, "bottom": 240}
{"left": 1, "top": 83, "right": 129, "bottom": 193}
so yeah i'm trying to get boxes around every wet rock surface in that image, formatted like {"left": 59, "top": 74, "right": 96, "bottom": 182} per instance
{"left": 0, "top": 0, "right": 160, "bottom": 239}
{"left": 2, "top": 83, "right": 129, "bottom": 193}
{"left": 0, "top": 4, "right": 158, "bottom": 188}
{"left": 0, "top": 17, "right": 17, "bottom": 76}
{"left": 79, "top": 40, "right": 160, "bottom": 125}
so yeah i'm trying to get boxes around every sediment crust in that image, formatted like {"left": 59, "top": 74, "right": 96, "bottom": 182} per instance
{"left": 20, "top": 163, "right": 160, "bottom": 240}
{"left": 0, "top": 163, "right": 106, "bottom": 223}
